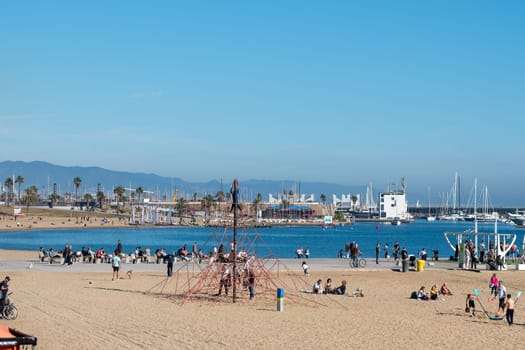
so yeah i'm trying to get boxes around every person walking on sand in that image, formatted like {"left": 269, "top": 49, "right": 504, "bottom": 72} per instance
{"left": 466, "top": 293, "right": 477, "bottom": 317}
{"left": 489, "top": 273, "right": 499, "bottom": 299}
{"left": 505, "top": 293, "right": 515, "bottom": 325}
{"left": 248, "top": 270, "right": 255, "bottom": 300}
{"left": 167, "top": 254, "right": 174, "bottom": 277}
{"left": 116, "top": 240, "right": 122, "bottom": 255}
{"left": 112, "top": 251, "right": 121, "bottom": 281}
{"left": 302, "top": 261, "right": 309, "bottom": 276}
{"left": 496, "top": 280, "right": 507, "bottom": 317}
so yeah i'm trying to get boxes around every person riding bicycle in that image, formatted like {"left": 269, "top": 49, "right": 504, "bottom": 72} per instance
{"left": 0, "top": 276, "right": 10, "bottom": 306}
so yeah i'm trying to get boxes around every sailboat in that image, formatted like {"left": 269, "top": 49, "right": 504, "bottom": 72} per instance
{"left": 424, "top": 187, "right": 436, "bottom": 221}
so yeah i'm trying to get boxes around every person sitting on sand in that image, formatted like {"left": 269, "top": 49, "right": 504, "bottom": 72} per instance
{"left": 333, "top": 280, "right": 347, "bottom": 295}
{"left": 312, "top": 279, "right": 323, "bottom": 294}
{"left": 430, "top": 284, "right": 439, "bottom": 300}
{"left": 440, "top": 283, "right": 453, "bottom": 296}
{"left": 417, "top": 286, "right": 429, "bottom": 301}
{"left": 323, "top": 278, "right": 333, "bottom": 294}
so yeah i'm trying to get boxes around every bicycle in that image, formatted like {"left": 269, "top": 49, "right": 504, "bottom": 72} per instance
{"left": 1, "top": 292, "right": 19, "bottom": 320}
{"left": 349, "top": 254, "right": 366, "bottom": 268}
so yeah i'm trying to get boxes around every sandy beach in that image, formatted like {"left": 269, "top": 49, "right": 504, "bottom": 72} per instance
{"left": 0, "top": 212, "right": 131, "bottom": 231}
{"left": 0, "top": 249, "right": 524, "bottom": 349}
{"left": 0, "top": 208, "right": 210, "bottom": 232}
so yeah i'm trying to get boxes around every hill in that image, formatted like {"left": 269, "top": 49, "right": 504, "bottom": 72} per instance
{"left": 0, "top": 161, "right": 364, "bottom": 202}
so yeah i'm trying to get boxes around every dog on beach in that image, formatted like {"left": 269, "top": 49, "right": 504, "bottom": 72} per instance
{"left": 127, "top": 270, "right": 133, "bottom": 279}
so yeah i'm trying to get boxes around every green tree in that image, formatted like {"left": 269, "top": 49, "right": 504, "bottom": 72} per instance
{"left": 251, "top": 192, "right": 263, "bottom": 220}
{"left": 113, "top": 185, "right": 125, "bottom": 212}
{"left": 84, "top": 193, "right": 93, "bottom": 209}
{"left": 175, "top": 197, "right": 188, "bottom": 224}
{"left": 96, "top": 190, "right": 105, "bottom": 210}
{"left": 320, "top": 194, "right": 327, "bottom": 204}
{"left": 136, "top": 187, "right": 144, "bottom": 204}
{"left": 201, "top": 194, "right": 215, "bottom": 222}
{"left": 48, "top": 193, "right": 60, "bottom": 208}
{"left": 73, "top": 177, "right": 82, "bottom": 202}
{"left": 23, "top": 185, "right": 38, "bottom": 213}
{"left": 4, "top": 177, "right": 14, "bottom": 205}
{"left": 15, "top": 175, "right": 24, "bottom": 205}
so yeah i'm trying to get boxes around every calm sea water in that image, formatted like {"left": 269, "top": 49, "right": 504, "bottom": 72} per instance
{"left": 0, "top": 220, "right": 522, "bottom": 259}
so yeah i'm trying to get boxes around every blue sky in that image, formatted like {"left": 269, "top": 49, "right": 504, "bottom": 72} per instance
{"left": 1, "top": 1, "right": 524, "bottom": 205}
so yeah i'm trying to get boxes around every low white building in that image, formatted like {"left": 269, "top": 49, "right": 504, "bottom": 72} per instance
{"left": 379, "top": 191, "right": 409, "bottom": 219}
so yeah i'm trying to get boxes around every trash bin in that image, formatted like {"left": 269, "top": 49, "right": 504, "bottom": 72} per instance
{"left": 417, "top": 259, "right": 425, "bottom": 272}
{"left": 402, "top": 259, "right": 409, "bottom": 272}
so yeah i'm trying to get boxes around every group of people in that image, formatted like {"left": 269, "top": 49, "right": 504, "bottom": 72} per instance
{"left": 459, "top": 239, "right": 522, "bottom": 271}
{"left": 296, "top": 247, "right": 310, "bottom": 259}
{"left": 414, "top": 283, "right": 453, "bottom": 301}
{"left": 311, "top": 278, "right": 349, "bottom": 295}
{"left": 216, "top": 263, "right": 256, "bottom": 300}
{"left": 488, "top": 273, "right": 515, "bottom": 324}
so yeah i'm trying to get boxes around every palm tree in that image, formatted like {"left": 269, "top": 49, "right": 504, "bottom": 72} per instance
{"left": 201, "top": 194, "right": 215, "bottom": 222}
{"left": 23, "top": 185, "right": 38, "bottom": 213}
{"left": 320, "top": 194, "right": 327, "bottom": 204}
{"left": 15, "top": 175, "right": 24, "bottom": 205}
{"left": 251, "top": 192, "right": 263, "bottom": 221}
{"left": 4, "top": 177, "right": 14, "bottom": 206}
{"left": 175, "top": 197, "right": 188, "bottom": 224}
{"left": 96, "top": 190, "right": 105, "bottom": 210}
{"left": 136, "top": 187, "right": 144, "bottom": 204}
{"left": 73, "top": 177, "right": 82, "bottom": 203}
{"left": 113, "top": 185, "right": 125, "bottom": 212}
{"left": 84, "top": 193, "right": 93, "bottom": 209}
{"left": 48, "top": 193, "right": 60, "bottom": 208}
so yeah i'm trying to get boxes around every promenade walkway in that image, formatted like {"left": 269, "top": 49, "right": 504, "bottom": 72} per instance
{"left": 0, "top": 256, "right": 457, "bottom": 272}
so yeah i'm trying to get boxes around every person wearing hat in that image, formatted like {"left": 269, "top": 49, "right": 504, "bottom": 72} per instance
{"left": 0, "top": 276, "right": 10, "bottom": 306}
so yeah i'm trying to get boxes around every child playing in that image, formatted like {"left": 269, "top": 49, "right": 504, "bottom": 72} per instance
{"left": 302, "top": 261, "right": 309, "bottom": 276}
{"left": 466, "top": 293, "right": 477, "bottom": 317}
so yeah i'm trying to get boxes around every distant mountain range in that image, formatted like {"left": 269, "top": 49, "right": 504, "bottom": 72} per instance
{"left": 0, "top": 161, "right": 365, "bottom": 203}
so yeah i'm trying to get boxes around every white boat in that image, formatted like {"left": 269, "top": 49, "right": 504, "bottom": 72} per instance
{"left": 391, "top": 218, "right": 402, "bottom": 226}
{"left": 424, "top": 187, "right": 436, "bottom": 221}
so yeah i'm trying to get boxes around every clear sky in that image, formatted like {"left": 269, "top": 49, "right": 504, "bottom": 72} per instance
{"left": 1, "top": 1, "right": 524, "bottom": 205}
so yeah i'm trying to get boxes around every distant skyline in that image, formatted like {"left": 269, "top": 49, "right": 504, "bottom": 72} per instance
{"left": 1, "top": 2, "right": 524, "bottom": 206}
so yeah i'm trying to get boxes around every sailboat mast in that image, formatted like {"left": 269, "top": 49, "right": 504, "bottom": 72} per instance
{"left": 457, "top": 175, "right": 461, "bottom": 213}
{"left": 474, "top": 178, "right": 478, "bottom": 233}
